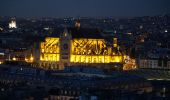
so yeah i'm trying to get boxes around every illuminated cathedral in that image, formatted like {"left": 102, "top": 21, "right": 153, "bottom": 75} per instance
{"left": 9, "top": 18, "right": 17, "bottom": 29}
{"left": 33, "top": 26, "right": 129, "bottom": 70}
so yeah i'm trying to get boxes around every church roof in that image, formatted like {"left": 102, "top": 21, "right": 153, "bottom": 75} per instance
{"left": 48, "top": 27, "right": 104, "bottom": 39}
{"left": 67, "top": 27, "right": 104, "bottom": 39}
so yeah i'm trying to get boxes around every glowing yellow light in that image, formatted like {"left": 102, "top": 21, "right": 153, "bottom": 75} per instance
{"left": 30, "top": 56, "right": 34, "bottom": 61}
{"left": 40, "top": 37, "right": 60, "bottom": 62}
{"left": 113, "top": 38, "right": 117, "bottom": 47}
{"left": 38, "top": 37, "right": 126, "bottom": 70}
{"left": 42, "top": 49, "right": 44, "bottom": 53}
{"left": 12, "top": 57, "right": 16, "bottom": 61}
{"left": 70, "top": 55, "right": 122, "bottom": 63}
{"left": 69, "top": 38, "right": 123, "bottom": 64}
{"left": 40, "top": 56, "right": 43, "bottom": 60}
{"left": 123, "top": 57, "right": 137, "bottom": 70}
{"left": 25, "top": 58, "right": 28, "bottom": 62}
{"left": 115, "top": 57, "right": 120, "bottom": 62}
{"left": 0, "top": 61, "right": 3, "bottom": 64}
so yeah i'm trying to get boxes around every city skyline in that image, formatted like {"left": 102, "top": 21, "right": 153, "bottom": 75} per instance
{"left": 0, "top": 1, "right": 170, "bottom": 99}
{"left": 0, "top": 0, "right": 170, "bottom": 18}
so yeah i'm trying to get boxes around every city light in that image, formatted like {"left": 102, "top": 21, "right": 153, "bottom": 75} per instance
{"left": 0, "top": 0, "right": 169, "bottom": 99}
{"left": 12, "top": 57, "right": 16, "bottom": 61}
{"left": 0, "top": 61, "right": 3, "bottom": 64}
{"left": 25, "top": 55, "right": 34, "bottom": 63}
{"left": 40, "top": 37, "right": 60, "bottom": 62}
{"left": 0, "top": 53, "right": 4, "bottom": 55}
{"left": 0, "top": 27, "right": 3, "bottom": 31}
{"left": 9, "top": 20, "right": 17, "bottom": 28}
{"left": 38, "top": 36, "right": 124, "bottom": 69}
{"left": 30, "top": 56, "right": 34, "bottom": 61}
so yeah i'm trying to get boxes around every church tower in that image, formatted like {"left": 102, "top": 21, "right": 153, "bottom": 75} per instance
{"left": 75, "top": 19, "right": 81, "bottom": 29}
{"left": 9, "top": 17, "right": 17, "bottom": 28}
{"left": 60, "top": 28, "right": 72, "bottom": 68}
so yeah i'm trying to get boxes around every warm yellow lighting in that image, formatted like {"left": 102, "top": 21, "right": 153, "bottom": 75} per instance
{"left": 42, "top": 49, "right": 44, "bottom": 53}
{"left": 113, "top": 44, "right": 117, "bottom": 47}
{"left": 0, "top": 61, "right": 3, "bottom": 64}
{"left": 40, "top": 37, "right": 60, "bottom": 62}
{"left": 113, "top": 38, "right": 117, "bottom": 47}
{"left": 69, "top": 38, "right": 123, "bottom": 63}
{"left": 12, "top": 57, "right": 16, "bottom": 61}
{"left": 123, "top": 58, "right": 137, "bottom": 70}
{"left": 39, "top": 36, "right": 126, "bottom": 70}
{"left": 30, "top": 56, "right": 34, "bottom": 61}
{"left": 25, "top": 54, "right": 34, "bottom": 63}
{"left": 70, "top": 55, "right": 122, "bottom": 63}
{"left": 25, "top": 58, "right": 28, "bottom": 62}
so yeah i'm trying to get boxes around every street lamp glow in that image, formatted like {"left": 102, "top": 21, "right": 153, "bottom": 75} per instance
{"left": 12, "top": 57, "right": 16, "bottom": 61}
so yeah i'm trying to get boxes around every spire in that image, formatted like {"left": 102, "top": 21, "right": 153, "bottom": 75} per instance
{"left": 75, "top": 19, "right": 80, "bottom": 29}
{"left": 61, "top": 27, "right": 71, "bottom": 39}
{"left": 64, "top": 27, "right": 68, "bottom": 34}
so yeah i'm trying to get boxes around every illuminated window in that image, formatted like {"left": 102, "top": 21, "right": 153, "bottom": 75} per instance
{"left": 42, "top": 49, "right": 44, "bottom": 53}
{"left": 88, "top": 58, "right": 91, "bottom": 63}
{"left": 99, "top": 58, "right": 102, "bottom": 63}
{"left": 94, "top": 58, "right": 96, "bottom": 63}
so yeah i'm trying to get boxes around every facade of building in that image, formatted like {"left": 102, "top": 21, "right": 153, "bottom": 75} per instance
{"left": 139, "top": 58, "right": 170, "bottom": 69}
{"left": 33, "top": 28, "right": 126, "bottom": 70}
{"left": 9, "top": 18, "right": 17, "bottom": 29}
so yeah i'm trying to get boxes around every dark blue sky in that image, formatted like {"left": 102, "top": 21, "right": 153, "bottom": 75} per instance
{"left": 0, "top": 0, "right": 169, "bottom": 17}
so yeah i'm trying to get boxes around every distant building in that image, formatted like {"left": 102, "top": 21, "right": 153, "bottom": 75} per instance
{"left": 75, "top": 20, "right": 81, "bottom": 29}
{"left": 138, "top": 57, "right": 170, "bottom": 69}
{"left": 0, "top": 51, "right": 5, "bottom": 64}
{"left": 33, "top": 28, "right": 125, "bottom": 70}
{"left": 9, "top": 18, "right": 17, "bottom": 29}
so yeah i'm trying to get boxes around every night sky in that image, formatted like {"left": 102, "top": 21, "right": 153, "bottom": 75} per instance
{"left": 0, "top": 0, "right": 170, "bottom": 17}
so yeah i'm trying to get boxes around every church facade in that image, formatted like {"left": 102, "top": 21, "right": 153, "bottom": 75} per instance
{"left": 33, "top": 28, "right": 125, "bottom": 70}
